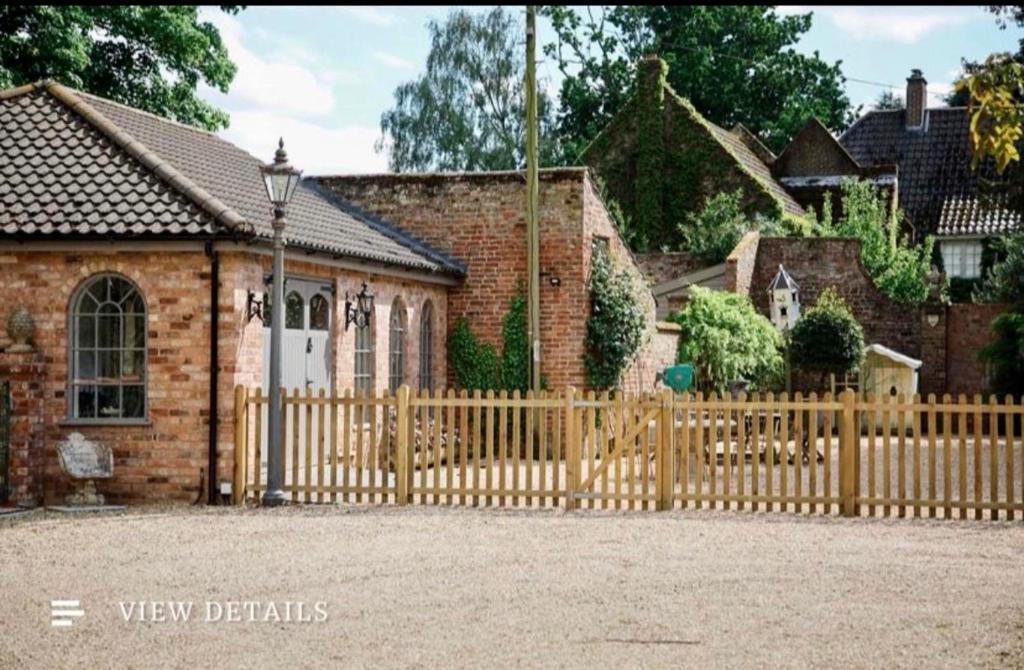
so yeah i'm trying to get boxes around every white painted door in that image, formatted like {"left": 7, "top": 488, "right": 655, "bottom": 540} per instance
{"left": 263, "top": 277, "right": 333, "bottom": 393}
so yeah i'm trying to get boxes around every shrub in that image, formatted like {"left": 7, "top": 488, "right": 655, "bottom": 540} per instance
{"left": 789, "top": 288, "right": 865, "bottom": 385}
{"left": 680, "top": 190, "right": 749, "bottom": 264}
{"left": 823, "top": 179, "right": 934, "bottom": 305}
{"left": 669, "top": 286, "right": 783, "bottom": 393}
{"left": 978, "top": 307, "right": 1024, "bottom": 397}
{"left": 584, "top": 242, "right": 648, "bottom": 389}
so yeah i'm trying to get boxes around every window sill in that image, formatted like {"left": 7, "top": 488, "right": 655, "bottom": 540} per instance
{"left": 59, "top": 418, "right": 153, "bottom": 428}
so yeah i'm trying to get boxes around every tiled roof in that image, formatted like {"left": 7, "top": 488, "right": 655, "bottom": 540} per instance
{"left": 708, "top": 123, "right": 805, "bottom": 217}
{"left": 839, "top": 107, "right": 1015, "bottom": 236}
{"left": 937, "top": 196, "right": 1022, "bottom": 237}
{"left": 0, "top": 82, "right": 462, "bottom": 275}
{"left": 0, "top": 87, "right": 217, "bottom": 236}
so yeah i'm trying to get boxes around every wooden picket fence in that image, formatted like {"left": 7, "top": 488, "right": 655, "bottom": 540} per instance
{"left": 233, "top": 386, "right": 1024, "bottom": 521}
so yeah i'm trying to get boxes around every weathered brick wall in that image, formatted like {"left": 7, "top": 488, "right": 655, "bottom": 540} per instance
{"left": 946, "top": 303, "right": 1006, "bottom": 396}
{"left": 635, "top": 251, "right": 702, "bottom": 286}
{"left": 725, "top": 231, "right": 760, "bottom": 295}
{"left": 0, "top": 247, "right": 448, "bottom": 504}
{"left": 0, "top": 352, "right": 46, "bottom": 504}
{"left": 0, "top": 249, "right": 215, "bottom": 503}
{"left": 318, "top": 170, "right": 663, "bottom": 393}
{"left": 583, "top": 175, "right": 662, "bottom": 393}
{"left": 749, "top": 238, "right": 921, "bottom": 360}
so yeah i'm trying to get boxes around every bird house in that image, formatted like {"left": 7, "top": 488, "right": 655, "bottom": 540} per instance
{"left": 768, "top": 264, "right": 800, "bottom": 333}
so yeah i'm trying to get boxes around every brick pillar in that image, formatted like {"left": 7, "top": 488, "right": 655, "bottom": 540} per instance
{"left": 0, "top": 351, "right": 47, "bottom": 506}
{"left": 918, "top": 303, "right": 947, "bottom": 397}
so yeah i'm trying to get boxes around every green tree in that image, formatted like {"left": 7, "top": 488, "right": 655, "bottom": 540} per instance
{"left": 789, "top": 288, "right": 865, "bottom": 386}
{"left": 543, "top": 5, "right": 854, "bottom": 159}
{"left": 978, "top": 307, "right": 1024, "bottom": 397}
{"left": 975, "top": 234, "right": 1024, "bottom": 304}
{"left": 378, "top": 7, "right": 559, "bottom": 172}
{"left": 0, "top": 5, "right": 239, "bottom": 130}
{"left": 825, "top": 179, "right": 934, "bottom": 305}
{"left": 873, "top": 90, "right": 905, "bottom": 111}
{"left": 670, "top": 286, "right": 783, "bottom": 393}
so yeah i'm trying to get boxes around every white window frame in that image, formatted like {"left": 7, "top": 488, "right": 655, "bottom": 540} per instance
{"left": 941, "top": 239, "right": 983, "bottom": 279}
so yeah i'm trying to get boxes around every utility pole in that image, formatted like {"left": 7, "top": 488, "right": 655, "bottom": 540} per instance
{"left": 525, "top": 5, "right": 541, "bottom": 393}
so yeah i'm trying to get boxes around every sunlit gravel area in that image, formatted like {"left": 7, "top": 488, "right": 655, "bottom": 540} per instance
{"left": 1, "top": 504, "right": 1022, "bottom": 669}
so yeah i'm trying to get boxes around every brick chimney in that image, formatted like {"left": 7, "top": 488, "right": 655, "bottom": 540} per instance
{"left": 905, "top": 68, "right": 927, "bottom": 129}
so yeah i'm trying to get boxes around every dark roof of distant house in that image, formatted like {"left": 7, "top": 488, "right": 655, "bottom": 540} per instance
{"left": 839, "top": 107, "right": 1015, "bottom": 237}
{"left": 0, "top": 81, "right": 462, "bottom": 275}
{"left": 708, "top": 123, "right": 805, "bottom": 217}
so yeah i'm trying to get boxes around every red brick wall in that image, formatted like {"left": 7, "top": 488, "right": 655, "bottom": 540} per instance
{"left": 946, "top": 303, "right": 1007, "bottom": 396}
{"left": 0, "top": 353, "right": 46, "bottom": 504}
{"left": 317, "top": 170, "right": 663, "bottom": 393}
{"left": 749, "top": 237, "right": 921, "bottom": 358}
{"left": 0, "top": 249, "right": 215, "bottom": 503}
{"left": 0, "top": 247, "right": 449, "bottom": 504}
{"left": 725, "top": 231, "right": 760, "bottom": 295}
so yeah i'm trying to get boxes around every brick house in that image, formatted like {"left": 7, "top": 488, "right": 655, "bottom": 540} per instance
{"left": 0, "top": 82, "right": 675, "bottom": 506}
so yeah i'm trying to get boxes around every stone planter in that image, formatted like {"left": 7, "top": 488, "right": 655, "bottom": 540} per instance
{"left": 6, "top": 305, "right": 34, "bottom": 353}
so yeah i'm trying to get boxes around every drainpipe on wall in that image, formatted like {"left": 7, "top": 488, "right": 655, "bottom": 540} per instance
{"left": 205, "top": 241, "right": 220, "bottom": 505}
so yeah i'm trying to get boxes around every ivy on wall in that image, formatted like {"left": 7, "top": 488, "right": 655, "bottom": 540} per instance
{"left": 584, "top": 241, "right": 648, "bottom": 389}
{"left": 447, "top": 287, "right": 537, "bottom": 393}
{"left": 635, "top": 56, "right": 666, "bottom": 252}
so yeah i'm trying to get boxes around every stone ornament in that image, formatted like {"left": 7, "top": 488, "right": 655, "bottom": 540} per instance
{"left": 6, "top": 304, "right": 34, "bottom": 352}
{"left": 56, "top": 432, "right": 114, "bottom": 506}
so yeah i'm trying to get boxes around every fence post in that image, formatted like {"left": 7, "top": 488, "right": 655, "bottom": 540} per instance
{"left": 396, "top": 385, "right": 409, "bottom": 506}
{"left": 840, "top": 388, "right": 858, "bottom": 517}
{"left": 233, "top": 385, "right": 248, "bottom": 505}
{"left": 657, "top": 388, "right": 675, "bottom": 511}
{"left": 564, "top": 387, "right": 578, "bottom": 510}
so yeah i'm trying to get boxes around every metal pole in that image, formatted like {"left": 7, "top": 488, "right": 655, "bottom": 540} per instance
{"left": 526, "top": 4, "right": 541, "bottom": 393}
{"left": 262, "top": 207, "right": 288, "bottom": 506}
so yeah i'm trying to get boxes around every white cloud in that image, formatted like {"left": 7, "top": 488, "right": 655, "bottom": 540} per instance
{"left": 342, "top": 7, "right": 397, "bottom": 27}
{"left": 782, "top": 6, "right": 982, "bottom": 43}
{"left": 222, "top": 110, "right": 388, "bottom": 175}
{"left": 372, "top": 51, "right": 415, "bottom": 70}
{"left": 201, "top": 10, "right": 337, "bottom": 117}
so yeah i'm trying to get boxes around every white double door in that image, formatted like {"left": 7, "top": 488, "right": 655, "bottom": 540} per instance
{"left": 263, "top": 277, "right": 333, "bottom": 393}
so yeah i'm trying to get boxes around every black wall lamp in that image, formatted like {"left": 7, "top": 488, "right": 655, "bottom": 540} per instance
{"left": 246, "top": 290, "right": 265, "bottom": 324}
{"left": 345, "top": 282, "right": 375, "bottom": 331}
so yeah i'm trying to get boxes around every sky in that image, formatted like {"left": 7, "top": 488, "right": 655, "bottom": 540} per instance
{"left": 197, "top": 5, "right": 1022, "bottom": 176}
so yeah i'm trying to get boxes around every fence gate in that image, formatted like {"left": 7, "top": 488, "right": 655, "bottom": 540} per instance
{"left": 567, "top": 390, "right": 673, "bottom": 511}
{"left": 0, "top": 381, "right": 10, "bottom": 503}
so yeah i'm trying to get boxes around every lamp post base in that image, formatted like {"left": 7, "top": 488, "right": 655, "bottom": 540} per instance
{"left": 261, "top": 489, "right": 288, "bottom": 507}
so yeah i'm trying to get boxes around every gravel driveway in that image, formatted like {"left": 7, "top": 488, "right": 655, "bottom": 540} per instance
{"left": 1, "top": 505, "right": 1022, "bottom": 669}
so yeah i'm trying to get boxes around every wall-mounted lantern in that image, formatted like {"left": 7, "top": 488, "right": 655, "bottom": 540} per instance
{"left": 344, "top": 282, "right": 375, "bottom": 331}
{"left": 768, "top": 264, "right": 800, "bottom": 334}
{"left": 246, "top": 290, "right": 264, "bottom": 324}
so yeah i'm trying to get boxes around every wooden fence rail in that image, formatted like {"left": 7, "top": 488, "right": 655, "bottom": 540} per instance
{"left": 234, "top": 386, "right": 1024, "bottom": 520}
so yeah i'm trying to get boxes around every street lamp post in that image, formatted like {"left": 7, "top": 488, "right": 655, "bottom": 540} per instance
{"left": 260, "top": 139, "right": 301, "bottom": 507}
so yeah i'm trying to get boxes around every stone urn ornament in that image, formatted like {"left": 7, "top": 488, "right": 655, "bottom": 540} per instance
{"left": 6, "top": 304, "right": 34, "bottom": 353}
{"left": 56, "top": 433, "right": 114, "bottom": 506}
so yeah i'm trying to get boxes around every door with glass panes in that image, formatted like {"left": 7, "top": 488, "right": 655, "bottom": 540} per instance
{"left": 263, "top": 278, "right": 332, "bottom": 392}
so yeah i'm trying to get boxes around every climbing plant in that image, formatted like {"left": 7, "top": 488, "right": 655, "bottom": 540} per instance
{"left": 584, "top": 242, "right": 648, "bottom": 389}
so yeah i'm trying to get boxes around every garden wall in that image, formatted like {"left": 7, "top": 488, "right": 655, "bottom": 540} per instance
{"left": 317, "top": 169, "right": 666, "bottom": 393}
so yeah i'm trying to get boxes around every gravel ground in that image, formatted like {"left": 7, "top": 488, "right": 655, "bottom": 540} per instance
{"left": 1, "top": 505, "right": 1022, "bottom": 669}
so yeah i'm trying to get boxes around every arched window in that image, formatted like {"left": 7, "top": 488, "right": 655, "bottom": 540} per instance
{"left": 389, "top": 298, "right": 406, "bottom": 393}
{"left": 419, "top": 301, "right": 434, "bottom": 390}
{"left": 354, "top": 306, "right": 374, "bottom": 395}
{"left": 70, "top": 274, "right": 146, "bottom": 420}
